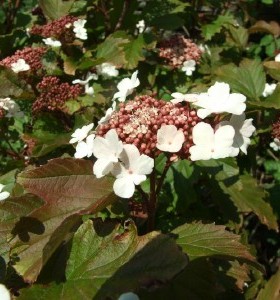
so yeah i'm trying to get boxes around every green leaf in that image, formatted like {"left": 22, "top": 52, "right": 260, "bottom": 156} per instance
{"left": 123, "top": 34, "right": 155, "bottom": 69}
{"left": 257, "top": 268, "right": 280, "bottom": 300}
{"left": 263, "top": 61, "right": 280, "bottom": 81}
{"left": 23, "top": 131, "right": 71, "bottom": 158}
{"left": 38, "top": 0, "right": 75, "bottom": 20}
{"left": 18, "top": 219, "right": 188, "bottom": 299}
{"left": 264, "top": 160, "right": 280, "bottom": 181}
{"left": 12, "top": 158, "right": 115, "bottom": 282}
{"left": 250, "top": 84, "right": 280, "bottom": 109}
{"left": 217, "top": 174, "right": 278, "bottom": 231}
{"left": 216, "top": 59, "right": 266, "bottom": 100}
{"left": 173, "top": 222, "right": 256, "bottom": 263}
{"left": 96, "top": 33, "right": 129, "bottom": 67}
{"left": 228, "top": 25, "right": 248, "bottom": 49}
{"left": 0, "top": 195, "right": 44, "bottom": 261}
{"left": 201, "top": 14, "right": 237, "bottom": 41}
{"left": 139, "top": 258, "right": 217, "bottom": 300}
{"left": 0, "top": 68, "right": 25, "bottom": 98}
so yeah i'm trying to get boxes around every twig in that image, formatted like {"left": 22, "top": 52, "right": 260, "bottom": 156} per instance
{"left": 115, "top": 0, "right": 131, "bottom": 31}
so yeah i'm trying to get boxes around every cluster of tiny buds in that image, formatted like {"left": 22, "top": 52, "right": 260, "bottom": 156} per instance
{"left": 0, "top": 47, "right": 47, "bottom": 73}
{"left": 272, "top": 117, "right": 280, "bottom": 140}
{"left": 32, "top": 76, "right": 82, "bottom": 114}
{"left": 96, "top": 95, "right": 200, "bottom": 158}
{"left": 158, "top": 34, "right": 202, "bottom": 68}
{"left": 30, "top": 15, "right": 78, "bottom": 43}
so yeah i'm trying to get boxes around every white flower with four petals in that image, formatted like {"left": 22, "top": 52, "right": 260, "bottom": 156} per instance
{"left": 156, "top": 125, "right": 185, "bottom": 152}
{"left": 11, "top": 59, "right": 30, "bottom": 73}
{"left": 189, "top": 122, "right": 235, "bottom": 161}
{"left": 194, "top": 82, "right": 246, "bottom": 119}
{"left": 113, "top": 71, "right": 140, "bottom": 102}
{"left": 69, "top": 123, "right": 94, "bottom": 144}
{"left": 93, "top": 129, "right": 124, "bottom": 178}
{"left": 112, "top": 144, "right": 154, "bottom": 198}
{"left": 182, "top": 60, "right": 196, "bottom": 76}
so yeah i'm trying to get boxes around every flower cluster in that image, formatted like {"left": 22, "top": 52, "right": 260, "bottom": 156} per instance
{"left": 0, "top": 47, "right": 47, "bottom": 74}
{"left": 96, "top": 94, "right": 199, "bottom": 158}
{"left": 32, "top": 76, "right": 82, "bottom": 114}
{"left": 158, "top": 34, "right": 202, "bottom": 69}
{"left": 178, "top": 82, "right": 255, "bottom": 160}
{"left": 70, "top": 71, "right": 255, "bottom": 198}
{"left": 30, "top": 15, "right": 78, "bottom": 42}
{"left": 0, "top": 97, "right": 23, "bottom": 118}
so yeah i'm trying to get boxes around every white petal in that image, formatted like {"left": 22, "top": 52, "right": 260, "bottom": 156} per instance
{"left": 113, "top": 177, "right": 135, "bottom": 198}
{"left": 74, "top": 141, "right": 89, "bottom": 158}
{"left": 132, "top": 154, "right": 154, "bottom": 175}
{"left": 208, "top": 82, "right": 230, "bottom": 98}
{"left": 118, "top": 292, "right": 139, "bottom": 300}
{"left": 189, "top": 145, "right": 212, "bottom": 161}
{"left": 0, "top": 191, "right": 10, "bottom": 201}
{"left": 0, "top": 284, "right": 11, "bottom": 300}
{"left": 93, "top": 159, "right": 114, "bottom": 178}
{"left": 156, "top": 125, "right": 185, "bottom": 152}
{"left": 196, "top": 108, "right": 211, "bottom": 119}
{"left": 192, "top": 122, "right": 214, "bottom": 147}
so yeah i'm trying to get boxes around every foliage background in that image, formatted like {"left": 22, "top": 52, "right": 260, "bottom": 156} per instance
{"left": 1, "top": 0, "right": 280, "bottom": 299}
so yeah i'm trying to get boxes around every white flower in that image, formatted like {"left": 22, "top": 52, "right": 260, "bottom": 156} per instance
{"left": 0, "top": 184, "right": 10, "bottom": 201}
{"left": 73, "top": 19, "right": 87, "bottom": 40}
{"left": 189, "top": 122, "right": 235, "bottom": 161}
{"left": 72, "top": 72, "right": 97, "bottom": 96}
{"left": 270, "top": 138, "right": 280, "bottom": 151}
{"left": 194, "top": 82, "right": 246, "bottom": 119}
{"left": 69, "top": 123, "right": 94, "bottom": 144}
{"left": 96, "top": 63, "right": 119, "bottom": 78}
{"left": 156, "top": 125, "right": 185, "bottom": 152}
{"left": 182, "top": 60, "right": 196, "bottom": 76}
{"left": 198, "top": 44, "right": 211, "bottom": 55}
{"left": 112, "top": 144, "right": 154, "bottom": 198}
{"left": 98, "top": 102, "right": 116, "bottom": 125}
{"left": 93, "top": 129, "right": 124, "bottom": 178}
{"left": 275, "top": 53, "right": 280, "bottom": 62}
{"left": 220, "top": 114, "right": 255, "bottom": 156}
{"left": 136, "top": 20, "right": 145, "bottom": 33}
{"left": 11, "top": 58, "right": 30, "bottom": 73}
{"left": 170, "top": 92, "right": 200, "bottom": 104}
{"left": 262, "top": 83, "right": 277, "bottom": 97}
{"left": 0, "top": 97, "right": 23, "bottom": 118}
{"left": 42, "top": 37, "right": 61, "bottom": 47}
{"left": 113, "top": 71, "right": 140, "bottom": 102}
{"left": 118, "top": 292, "right": 140, "bottom": 300}
{"left": 0, "top": 284, "right": 11, "bottom": 300}
{"left": 74, "top": 134, "right": 95, "bottom": 158}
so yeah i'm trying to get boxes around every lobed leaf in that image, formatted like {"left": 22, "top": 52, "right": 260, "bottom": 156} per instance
{"left": 38, "top": 0, "right": 75, "bottom": 20}
{"left": 257, "top": 268, "right": 280, "bottom": 300}
{"left": 12, "top": 158, "right": 115, "bottom": 282}
{"left": 172, "top": 222, "right": 256, "bottom": 262}
{"left": 215, "top": 59, "right": 266, "bottom": 100}
{"left": 18, "top": 219, "right": 188, "bottom": 299}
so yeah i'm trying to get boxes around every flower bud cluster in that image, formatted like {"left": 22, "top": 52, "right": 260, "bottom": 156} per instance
{"left": 96, "top": 95, "right": 200, "bottom": 158}
{"left": 158, "top": 34, "right": 202, "bottom": 68}
{"left": 0, "top": 47, "right": 47, "bottom": 73}
{"left": 30, "top": 15, "right": 78, "bottom": 43}
{"left": 272, "top": 118, "right": 280, "bottom": 140}
{"left": 32, "top": 76, "right": 82, "bottom": 113}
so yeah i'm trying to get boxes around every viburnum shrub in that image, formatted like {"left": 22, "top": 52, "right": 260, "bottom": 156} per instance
{"left": 1, "top": 1, "right": 280, "bottom": 299}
